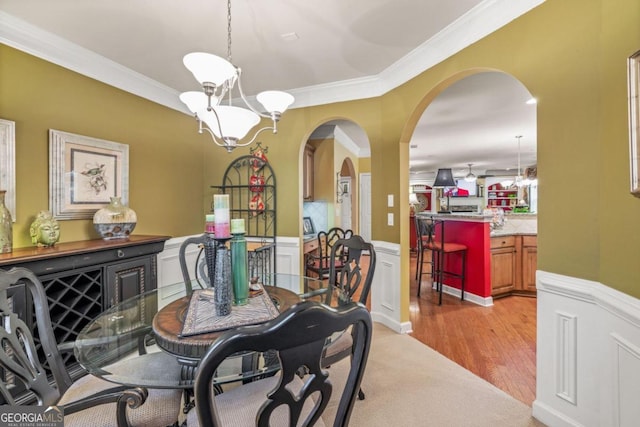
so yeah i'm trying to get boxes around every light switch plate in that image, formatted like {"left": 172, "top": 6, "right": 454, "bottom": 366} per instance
{"left": 387, "top": 194, "right": 394, "bottom": 207}
{"left": 387, "top": 213, "right": 394, "bottom": 226}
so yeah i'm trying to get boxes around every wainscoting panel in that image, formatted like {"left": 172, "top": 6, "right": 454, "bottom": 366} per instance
{"left": 555, "top": 311, "right": 577, "bottom": 404}
{"left": 611, "top": 333, "right": 640, "bottom": 427}
{"left": 370, "top": 241, "right": 407, "bottom": 333}
{"left": 274, "top": 236, "right": 300, "bottom": 277}
{"left": 534, "top": 271, "right": 640, "bottom": 427}
{"left": 157, "top": 236, "right": 190, "bottom": 308}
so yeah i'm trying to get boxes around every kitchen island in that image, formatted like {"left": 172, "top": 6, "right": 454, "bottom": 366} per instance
{"left": 416, "top": 212, "right": 537, "bottom": 304}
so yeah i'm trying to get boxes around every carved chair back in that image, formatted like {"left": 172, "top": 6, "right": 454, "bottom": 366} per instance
{"left": 0, "top": 267, "right": 71, "bottom": 405}
{"left": 193, "top": 300, "right": 372, "bottom": 427}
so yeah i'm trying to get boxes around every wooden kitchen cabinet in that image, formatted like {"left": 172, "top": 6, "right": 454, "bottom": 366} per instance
{"left": 520, "top": 235, "right": 538, "bottom": 293}
{"left": 490, "top": 236, "right": 517, "bottom": 297}
{"left": 490, "top": 234, "right": 537, "bottom": 297}
{"left": 303, "top": 144, "right": 315, "bottom": 200}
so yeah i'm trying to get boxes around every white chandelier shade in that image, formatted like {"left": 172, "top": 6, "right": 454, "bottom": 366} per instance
{"left": 179, "top": 91, "right": 214, "bottom": 114}
{"left": 256, "top": 91, "right": 295, "bottom": 115}
{"left": 183, "top": 52, "right": 236, "bottom": 86}
{"left": 199, "top": 106, "right": 261, "bottom": 141}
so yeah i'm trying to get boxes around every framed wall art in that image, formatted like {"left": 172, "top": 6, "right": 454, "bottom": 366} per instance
{"left": 629, "top": 50, "right": 640, "bottom": 197}
{"left": 303, "top": 217, "right": 315, "bottom": 235}
{"left": 49, "top": 129, "right": 129, "bottom": 220}
{"left": 0, "top": 119, "right": 16, "bottom": 221}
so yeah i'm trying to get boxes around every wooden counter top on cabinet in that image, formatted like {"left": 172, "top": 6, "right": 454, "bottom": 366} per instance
{"left": 490, "top": 234, "right": 537, "bottom": 298}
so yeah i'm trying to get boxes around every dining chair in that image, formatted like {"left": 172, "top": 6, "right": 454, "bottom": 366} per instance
{"left": 321, "top": 234, "right": 376, "bottom": 400}
{"left": 0, "top": 267, "right": 182, "bottom": 427}
{"left": 179, "top": 233, "right": 215, "bottom": 294}
{"left": 305, "top": 227, "right": 353, "bottom": 280}
{"left": 417, "top": 216, "right": 467, "bottom": 305}
{"left": 187, "top": 300, "right": 372, "bottom": 427}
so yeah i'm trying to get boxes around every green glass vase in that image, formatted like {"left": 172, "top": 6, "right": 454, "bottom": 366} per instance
{"left": 230, "top": 231, "right": 249, "bottom": 305}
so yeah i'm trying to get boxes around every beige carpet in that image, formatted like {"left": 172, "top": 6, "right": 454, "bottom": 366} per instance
{"left": 322, "top": 323, "right": 546, "bottom": 426}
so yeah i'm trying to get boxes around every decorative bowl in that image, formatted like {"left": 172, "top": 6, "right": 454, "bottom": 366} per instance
{"left": 94, "top": 222, "right": 136, "bottom": 240}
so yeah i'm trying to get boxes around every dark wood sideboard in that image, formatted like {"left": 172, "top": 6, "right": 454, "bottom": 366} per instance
{"left": 0, "top": 235, "right": 170, "bottom": 388}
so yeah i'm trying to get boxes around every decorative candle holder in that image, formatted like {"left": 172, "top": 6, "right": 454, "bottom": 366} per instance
{"left": 230, "top": 219, "right": 249, "bottom": 306}
{"left": 212, "top": 236, "right": 232, "bottom": 316}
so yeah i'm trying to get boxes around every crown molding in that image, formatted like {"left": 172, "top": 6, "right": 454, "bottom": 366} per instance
{"left": 0, "top": 0, "right": 544, "bottom": 113}
{"left": 0, "top": 11, "right": 189, "bottom": 114}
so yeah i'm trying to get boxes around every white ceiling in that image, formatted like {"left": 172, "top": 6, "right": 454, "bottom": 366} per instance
{"left": 410, "top": 71, "right": 537, "bottom": 182}
{"left": 0, "top": 0, "right": 542, "bottom": 178}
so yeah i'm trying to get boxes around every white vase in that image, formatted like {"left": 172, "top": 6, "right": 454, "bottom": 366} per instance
{"left": 93, "top": 197, "right": 137, "bottom": 240}
{"left": 0, "top": 190, "right": 12, "bottom": 253}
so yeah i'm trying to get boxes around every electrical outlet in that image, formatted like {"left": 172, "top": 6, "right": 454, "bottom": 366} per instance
{"left": 387, "top": 194, "right": 394, "bottom": 207}
{"left": 387, "top": 213, "right": 394, "bottom": 226}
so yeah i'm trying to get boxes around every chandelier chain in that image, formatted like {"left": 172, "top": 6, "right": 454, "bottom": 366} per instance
{"left": 227, "top": 0, "right": 232, "bottom": 63}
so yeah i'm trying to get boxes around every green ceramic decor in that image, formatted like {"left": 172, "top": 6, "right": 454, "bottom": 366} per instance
{"left": 29, "top": 210, "right": 60, "bottom": 247}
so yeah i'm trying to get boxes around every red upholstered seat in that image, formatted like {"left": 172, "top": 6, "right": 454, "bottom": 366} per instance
{"left": 426, "top": 241, "right": 467, "bottom": 253}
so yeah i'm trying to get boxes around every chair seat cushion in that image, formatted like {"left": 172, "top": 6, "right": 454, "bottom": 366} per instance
{"left": 323, "top": 330, "right": 353, "bottom": 360}
{"left": 59, "top": 374, "right": 182, "bottom": 427}
{"left": 187, "top": 375, "right": 326, "bottom": 427}
{"left": 427, "top": 242, "right": 467, "bottom": 253}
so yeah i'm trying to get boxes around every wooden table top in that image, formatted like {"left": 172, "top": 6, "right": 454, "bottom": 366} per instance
{"left": 152, "top": 286, "right": 300, "bottom": 360}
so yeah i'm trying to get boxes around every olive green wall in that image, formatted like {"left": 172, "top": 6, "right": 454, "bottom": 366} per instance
{"left": 359, "top": 158, "right": 371, "bottom": 174}
{"left": 0, "top": 46, "right": 211, "bottom": 247}
{"left": 3, "top": 0, "right": 640, "bottom": 308}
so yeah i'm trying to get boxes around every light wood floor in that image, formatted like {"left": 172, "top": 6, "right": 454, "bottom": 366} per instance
{"left": 408, "top": 252, "right": 537, "bottom": 406}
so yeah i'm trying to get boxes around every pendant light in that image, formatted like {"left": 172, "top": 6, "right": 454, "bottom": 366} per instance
{"left": 464, "top": 163, "right": 477, "bottom": 182}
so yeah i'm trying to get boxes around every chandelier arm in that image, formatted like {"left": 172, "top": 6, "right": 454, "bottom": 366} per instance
{"left": 235, "top": 72, "right": 273, "bottom": 119}
{"left": 200, "top": 123, "right": 275, "bottom": 150}
{"left": 232, "top": 125, "right": 276, "bottom": 147}
{"left": 199, "top": 124, "right": 229, "bottom": 149}
{"left": 207, "top": 108, "right": 228, "bottom": 142}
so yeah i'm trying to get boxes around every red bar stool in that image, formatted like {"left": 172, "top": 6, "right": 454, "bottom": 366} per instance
{"left": 416, "top": 216, "right": 467, "bottom": 305}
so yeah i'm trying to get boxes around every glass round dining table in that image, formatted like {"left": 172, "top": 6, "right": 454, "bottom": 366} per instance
{"left": 74, "top": 273, "right": 338, "bottom": 390}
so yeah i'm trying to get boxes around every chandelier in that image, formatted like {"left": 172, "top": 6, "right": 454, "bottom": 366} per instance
{"left": 464, "top": 163, "right": 477, "bottom": 182}
{"left": 179, "top": 0, "right": 294, "bottom": 152}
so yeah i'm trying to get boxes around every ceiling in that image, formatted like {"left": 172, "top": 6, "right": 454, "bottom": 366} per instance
{"left": 0, "top": 0, "right": 541, "bottom": 179}
{"left": 409, "top": 71, "right": 537, "bottom": 182}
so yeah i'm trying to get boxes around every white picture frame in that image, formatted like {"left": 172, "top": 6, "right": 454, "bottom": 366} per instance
{"left": 49, "top": 129, "right": 129, "bottom": 220}
{"left": 0, "top": 119, "right": 16, "bottom": 221}
{"left": 628, "top": 50, "right": 640, "bottom": 196}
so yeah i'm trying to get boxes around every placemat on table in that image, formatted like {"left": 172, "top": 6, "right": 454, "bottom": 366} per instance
{"left": 179, "top": 283, "right": 279, "bottom": 337}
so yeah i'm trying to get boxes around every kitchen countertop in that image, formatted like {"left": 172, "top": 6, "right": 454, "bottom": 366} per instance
{"left": 490, "top": 230, "right": 537, "bottom": 237}
{"left": 417, "top": 212, "right": 492, "bottom": 222}
{"left": 491, "top": 214, "right": 537, "bottom": 237}
{"left": 416, "top": 212, "right": 538, "bottom": 236}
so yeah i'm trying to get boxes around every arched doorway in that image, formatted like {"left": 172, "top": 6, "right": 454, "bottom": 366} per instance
{"left": 406, "top": 70, "right": 538, "bottom": 405}
{"left": 300, "top": 119, "right": 371, "bottom": 269}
